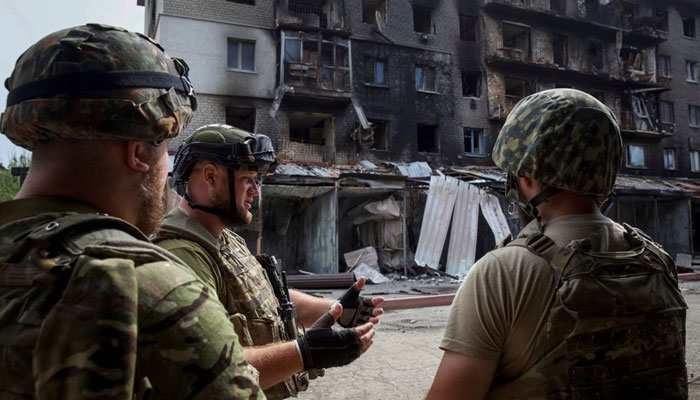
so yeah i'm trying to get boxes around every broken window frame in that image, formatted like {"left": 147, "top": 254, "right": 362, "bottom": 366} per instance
{"left": 691, "top": 150, "right": 700, "bottom": 172}
{"left": 281, "top": 31, "right": 352, "bottom": 91}
{"left": 689, "top": 105, "right": 700, "bottom": 128}
{"left": 227, "top": 38, "right": 255, "bottom": 72}
{"left": 586, "top": 40, "right": 604, "bottom": 72}
{"left": 686, "top": 60, "right": 698, "bottom": 83}
{"left": 657, "top": 55, "right": 672, "bottom": 78}
{"left": 663, "top": 148, "right": 677, "bottom": 171}
{"left": 659, "top": 101, "right": 674, "bottom": 125}
{"left": 288, "top": 111, "right": 331, "bottom": 145}
{"left": 683, "top": 16, "right": 696, "bottom": 39}
{"left": 362, "top": 0, "right": 387, "bottom": 25}
{"left": 226, "top": 106, "right": 256, "bottom": 132}
{"left": 552, "top": 33, "right": 568, "bottom": 67}
{"left": 625, "top": 144, "right": 647, "bottom": 169}
{"left": 504, "top": 76, "right": 532, "bottom": 111}
{"left": 416, "top": 123, "right": 439, "bottom": 153}
{"left": 413, "top": 5, "right": 433, "bottom": 34}
{"left": 368, "top": 119, "right": 390, "bottom": 150}
{"left": 618, "top": 1, "right": 637, "bottom": 30}
{"left": 653, "top": 9, "right": 669, "bottom": 32}
{"left": 459, "top": 14, "right": 477, "bottom": 41}
{"left": 501, "top": 22, "right": 531, "bottom": 62}
{"left": 461, "top": 70, "right": 481, "bottom": 97}
{"left": 415, "top": 64, "right": 438, "bottom": 93}
{"left": 463, "top": 128, "right": 485, "bottom": 156}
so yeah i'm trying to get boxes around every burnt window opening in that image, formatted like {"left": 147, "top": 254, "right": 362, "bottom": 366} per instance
{"left": 228, "top": 0, "right": 254, "bottom": 5}
{"left": 413, "top": 5, "right": 433, "bottom": 34}
{"left": 552, "top": 34, "right": 568, "bottom": 67}
{"left": 282, "top": 32, "right": 350, "bottom": 91}
{"left": 369, "top": 119, "right": 389, "bottom": 150}
{"left": 550, "top": 0, "right": 565, "bottom": 14}
{"left": 363, "top": 0, "right": 386, "bottom": 25}
{"left": 618, "top": 2, "right": 637, "bottom": 29}
{"left": 504, "top": 77, "right": 532, "bottom": 111}
{"left": 289, "top": 112, "right": 332, "bottom": 145}
{"left": 585, "top": 0, "right": 599, "bottom": 20}
{"left": 459, "top": 14, "right": 477, "bottom": 41}
{"left": 415, "top": 65, "right": 438, "bottom": 92}
{"left": 659, "top": 101, "right": 674, "bottom": 125}
{"left": 620, "top": 47, "right": 645, "bottom": 77}
{"left": 586, "top": 40, "right": 604, "bottom": 72}
{"left": 226, "top": 106, "right": 256, "bottom": 132}
{"left": 416, "top": 124, "right": 438, "bottom": 153}
{"left": 502, "top": 22, "right": 531, "bottom": 61}
{"left": 365, "top": 57, "right": 387, "bottom": 85}
{"left": 653, "top": 9, "right": 668, "bottom": 32}
{"left": 288, "top": 0, "right": 326, "bottom": 28}
{"left": 658, "top": 55, "right": 671, "bottom": 78}
{"left": 683, "top": 17, "right": 696, "bottom": 39}
{"left": 464, "top": 128, "right": 485, "bottom": 156}
{"left": 461, "top": 70, "right": 481, "bottom": 97}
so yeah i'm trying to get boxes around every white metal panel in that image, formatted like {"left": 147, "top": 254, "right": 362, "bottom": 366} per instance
{"left": 446, "top": 182, "right": 480, "bottom": 276}
{"left": 479, "top": 191, "right": 512, "bottom": 244}
{"left": 414, "top": 176, "right": 459, "bottom": 269}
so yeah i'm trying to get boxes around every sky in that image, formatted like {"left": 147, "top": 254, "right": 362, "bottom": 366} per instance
{"left": 0, "top": 0, "right": 145, "bottom": 167}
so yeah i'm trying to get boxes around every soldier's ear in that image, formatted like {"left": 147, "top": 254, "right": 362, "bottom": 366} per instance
{"left": 125, "top": 141, "right": 151, "bottom": 173}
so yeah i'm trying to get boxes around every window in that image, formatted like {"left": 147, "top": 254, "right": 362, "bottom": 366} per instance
{"left": 664, "top": 149, "right": 677, "bottom": 170}
{"left": 657, "top": 55, "right": 671, "bottom": 78}
{"left": 369, "top": 119, "right": 389, "bottom": 150}
{"left": 464, "top": 128, "right": 485, "bottom": 156}
{"left": 363, "top": 0, "right": 386, "bottom": 24}
{"left": 550, "top": 0, "right": 565, "bottom": 14}
{"left": 686, "top": 60, "right": 698, "bottom": 82}
{"left": 413, "top": 5, "right": 432, "bottom": 34}
{"left": 459, "top": 14, "right": 477, "bottom": 41}
{"left": 552, "top": 34, "right": 568, "bottom": 67}
{"left": 683, "top": 17, "right": 696, "bottom": 39}
{"left": 227, "top": 39, "right": 255, "bottom": 71}
{"left": 502, "top": 23, "right": 531, "bottom": 61}
{"left": 417, "top": 124, "right": 438, "bottom": 153}
{"left": 653, "top": 9, "right": 668, "bottom": 32}
{"left": 226, "top": 106, "right": 256, "bottom": 132}
{"left": 619, "top": 1, "right": 637, "bottom": 29}
{"left": 504, "top": 77, "right": 532, "bottom": 110}
{"left": 365, "top": 58, "right": 386, "bottom": 85}
{"left": 626, "top": 144, "right": 647, "bottom": 168}
{"left": 692, "top": 151, "right": 700, "bottom": 172}
{"left": 461, "top": 71, "right": 481, "bottom": 97}
{"left": 415, "top": 65, "right": 437, "bottom": 92}
{"left": 228, "top": 0, "right": 254, "bottom": 4}
{"left": 282, "top": 32, "right": 351, "bottom": 91}
{"left": 660, "top": 101, "right": 674, "bottom": 125}
{"left": 289, "top": 112, "right": 331, "bottom": 145}
{"left": 587, "top": 40, "right": 604, "bottom": 71}
{"left": 690, "top": 105, "right": 700, "bottom": 128}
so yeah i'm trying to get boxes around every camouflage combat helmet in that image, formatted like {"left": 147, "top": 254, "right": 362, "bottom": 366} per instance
{"left": 171, "top": 123, "right": 277, "bottom": 219}
{"left": 1, "top": 24, "right": 197, "bottom": 150}
{"left": 493, "top": 88, "right": 622, "bottom": 199}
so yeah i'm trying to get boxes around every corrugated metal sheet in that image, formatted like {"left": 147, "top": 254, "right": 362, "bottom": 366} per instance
{"left": 615, "top": 175, "right": 684, "bottom": 193}
{"left": 263, "top": 185, "right": 333, "bottom": 199}
{"left": 414, "top": 176, "right": 459, "bottom": 269}
{"left": 273, "top": 163, "right": 339, "bottom": 178}
{"left": 387, "top": 161, "right": 432, "bottom": 178}
{"left": 480, "top": 191, "right": 511, "bottom": 244}
{"left": 446, "top": 182, "right": 480, "bottom": 276}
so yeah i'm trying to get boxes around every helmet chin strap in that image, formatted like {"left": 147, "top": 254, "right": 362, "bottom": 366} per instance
{"left": 182, "top": 168, "right": 240, "bottom": 225}
{"left": 506, "top": 174, "right": 561, "bottom": 221}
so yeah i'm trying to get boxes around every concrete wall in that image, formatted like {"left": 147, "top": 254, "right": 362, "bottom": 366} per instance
{"left": 157, "top": 15, "right": 278, "bottom": 99}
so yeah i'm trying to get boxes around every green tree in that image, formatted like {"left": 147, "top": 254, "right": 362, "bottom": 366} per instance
{"left": 0, "top": 169, "right": 20, "bottom": 202}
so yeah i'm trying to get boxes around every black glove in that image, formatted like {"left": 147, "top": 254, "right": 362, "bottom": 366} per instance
{"left": 337, "top": 283, "right": 374, "bottom": 328}
{"left": 296, "top": 310, "right": 361, "bottom": 370}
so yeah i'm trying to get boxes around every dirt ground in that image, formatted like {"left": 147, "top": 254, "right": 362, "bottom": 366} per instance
{"left": 298, "top": 279, "right": 700, "bottom": 399}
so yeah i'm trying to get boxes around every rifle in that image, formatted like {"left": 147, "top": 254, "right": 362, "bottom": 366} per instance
{"left": 257, "top": 254, "right": 298, "bottom": 340}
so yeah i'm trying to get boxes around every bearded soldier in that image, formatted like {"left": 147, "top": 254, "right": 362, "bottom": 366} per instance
{"left": 0, "top": 25, "right": 263, "bottom": 399}
{"left": 427, "top": 89, "right": 687, "bottom": 399}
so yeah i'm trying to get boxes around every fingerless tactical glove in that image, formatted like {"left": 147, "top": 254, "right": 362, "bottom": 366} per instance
{"left": 296, "top": 311, "right": 361, "bottom": 370}
{"left": 337, "top": 284, "right": 374, "bottom": 328}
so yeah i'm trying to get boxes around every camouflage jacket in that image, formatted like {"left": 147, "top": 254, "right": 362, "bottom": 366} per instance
{"left": 0, "top": 197, "right": 263, "bottom": 400}
{"left": 486, "top": 219, "right": 687, "bottom": 400}
{"left": 155, "top": 208, "right": 308, "bottom": 399}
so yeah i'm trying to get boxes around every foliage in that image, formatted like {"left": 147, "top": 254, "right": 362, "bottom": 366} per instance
{"left": 0, "top": 169, "right": 20, "bottom": 202}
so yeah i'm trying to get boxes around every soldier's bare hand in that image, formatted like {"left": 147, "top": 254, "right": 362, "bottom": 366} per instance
{"left": 354, "top": 321, "right": 376, "bottom": 354}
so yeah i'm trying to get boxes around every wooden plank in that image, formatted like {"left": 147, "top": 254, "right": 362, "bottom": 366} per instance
{"left": 382, "top": 294, "right": 455, "bottom": 310}
{"left": 679, "top": 273, "right": 700, "bottom": 282}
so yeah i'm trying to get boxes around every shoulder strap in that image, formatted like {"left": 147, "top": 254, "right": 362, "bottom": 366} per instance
{"left": 507, "top": 232, "right": 561, "bottom": 264}
{"left": 156, "top": 217, "right": 222, "bottom": 262}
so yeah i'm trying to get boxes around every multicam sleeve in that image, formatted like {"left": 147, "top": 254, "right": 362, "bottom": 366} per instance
{"left": 135, "top": 261, "right": 264, "bottom": 400}
{"left": 34, "top": 255, "right": 139, "bottom": 400}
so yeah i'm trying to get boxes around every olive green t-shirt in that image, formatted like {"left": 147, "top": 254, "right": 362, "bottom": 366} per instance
{"left": 440, "top": 212, "right": 632, "bottom": 379}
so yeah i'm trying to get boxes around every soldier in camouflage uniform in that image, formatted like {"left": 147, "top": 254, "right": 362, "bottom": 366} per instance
{"left": 427, "top": 89, "right": 688, "bottom": 399}
{"left": 0, "top": 25, "right": 263, "bottom": 400}
{"left": 154, "top": 124, "right": 383, "bottom": 398}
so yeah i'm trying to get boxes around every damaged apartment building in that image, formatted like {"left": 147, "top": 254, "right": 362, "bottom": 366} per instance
{"left": 140, "top": 0, "right": 700, "bottom": 274}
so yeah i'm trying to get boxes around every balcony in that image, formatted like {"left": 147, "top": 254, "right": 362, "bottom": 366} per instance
{"left": 619, "top": 93, "right": 673, "bottom": 139}
{"left": 276, "top": 0, "right": 347, "bottom": 32}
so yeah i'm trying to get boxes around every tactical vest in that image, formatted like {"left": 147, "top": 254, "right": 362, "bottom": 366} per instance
{"left": 0, "top": 212, "right": 176, "bottom": 399}
{"left": 156, "top": 214, "right": 310, "bottom": 399}
{"left": 486, "top": 223, "right": 687, "bottom": 400}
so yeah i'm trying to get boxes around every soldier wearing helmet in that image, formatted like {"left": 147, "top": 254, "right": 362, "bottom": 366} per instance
{"left": 427, "top": 89, "right": 687, "bottom": 399}
{"left": 0, "top": 25, "right": 262, "bottom": 399}
{"left": 154, "top": 123, "right": 383, "bottom": 398}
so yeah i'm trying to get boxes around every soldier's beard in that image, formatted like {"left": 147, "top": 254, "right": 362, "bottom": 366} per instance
{"left": 212, "top": 191, "right": 252, "bottom": 228}
{"left": 136, "top": 161, "right": 168, "bottom": 235}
